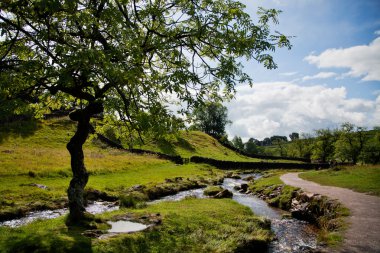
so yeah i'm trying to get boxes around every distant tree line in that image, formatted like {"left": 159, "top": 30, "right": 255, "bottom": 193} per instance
{"left": 189, "top": 103, "right": 379, "bottom": 164}
{"left": 231, "top": 123, "right": 380, "bottom": 164}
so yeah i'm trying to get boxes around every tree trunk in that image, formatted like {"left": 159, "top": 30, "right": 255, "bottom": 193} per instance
{"left": 66, "top": 102, "right": 103, "bottom": 223}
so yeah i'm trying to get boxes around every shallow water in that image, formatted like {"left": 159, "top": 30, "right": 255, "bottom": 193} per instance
{"left": 0, "top": 201, "right": 119, "bottom": 228}
{"left": 149, "top": 188, "right": 206, "bottom": 204}
{"left": 223, "top": 175, "right": 318, "bottom": 253}
{"left": 107, "top": 220, "right": 148, "bottom": 233}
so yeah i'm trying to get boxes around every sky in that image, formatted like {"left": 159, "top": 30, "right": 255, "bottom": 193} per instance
{"left": 225, "top": 0, "right": 380, "bottom": 141}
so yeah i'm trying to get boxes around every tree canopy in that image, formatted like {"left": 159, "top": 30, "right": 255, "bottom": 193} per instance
{"left": 192, "top": 102, "right": 231, "bottom": 137}
{"left": 0, "top": 0, "right": 291, "bottom": 222}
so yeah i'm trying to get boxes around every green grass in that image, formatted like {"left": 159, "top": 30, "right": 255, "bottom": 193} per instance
{"left": 142, "top": 130, "right": 258, "bottom": 161}
{"left": 0, "top": 119, "right": 301, "bottom": 179}
{"left": 300, "top": 165, "right": 380, "bottom": 196}
{"left": 141, "top": 130, "right": 302, "bottom": 163}
{"left": 0, "top": 118, "right": 221, "bottom": 216}
{"left": 0, "top": 163, "right": 216, "bottom": 216}
{"left": 0, "top": 198, "right": 272, "bottom": 253}
{"left": 0, "top": 118, "right": 171, "bottom": 177}
{"left": 249, "top": 171, "right": 299, "bottom": 210}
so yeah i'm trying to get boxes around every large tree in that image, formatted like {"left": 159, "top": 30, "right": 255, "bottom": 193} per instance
{"left": 0, "top": 0, "right": 291, "bottom": 222}
{"left": 312, "top": 129, "right": 337, "bottom": 163}
{"left": 334, "top": 122, "right": 368, "bottom": 164}
{"left": 192, "top": 102, "right": 230, "bottom": 137}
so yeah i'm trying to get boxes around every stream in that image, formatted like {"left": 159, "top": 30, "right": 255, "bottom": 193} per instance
{"left": 0, "top": 175, "right": 319, "bottom": 252}
{"left": 153, "top": 174, "right": 319, "bottom": 253}
{"left": 223, "top": 175, "right": 319, "bottom": 253}
{"left": 0, "top": 201, "right": 119, "bottom": 228}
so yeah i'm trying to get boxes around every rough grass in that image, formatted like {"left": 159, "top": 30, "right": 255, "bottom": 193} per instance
{"left": 249, "top": 172, "right": 299, "bottom": 210}
{"left": 0, "top": 118, "right": 169, "bottom": 177}
{"left": 0, "top": 163, "right": 216, "bottom": 217}
{"left": 0, "top": 198, "right": 272, "bottom": 253}
{"left": 141, "top": 131, "right": 302, "bottom": 163}
{"left": 142, "top": 130, "right": 257, "bottom": 161}
{"left": 0, "top": 118, "right": 221, "bottom": 217}
{"left": 300, "top": 165, "right": 380, "bottom": 196}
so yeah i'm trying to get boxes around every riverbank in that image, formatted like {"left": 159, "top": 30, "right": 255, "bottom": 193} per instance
{"left": 248, "top": 171, "right": 349, "bottom": 248}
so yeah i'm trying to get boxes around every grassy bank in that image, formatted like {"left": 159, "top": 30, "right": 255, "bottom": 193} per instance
{"left": 300, "top": 165, "right": 380, "bottom": 196}
{"left": 249, "top": 171, "right": 299, "bottom": 210}
{"left": 0, "top": 163, "right": 218, "bottom": 216}
{"left": 0, "top": 198, "right": 272, "bottom": 253}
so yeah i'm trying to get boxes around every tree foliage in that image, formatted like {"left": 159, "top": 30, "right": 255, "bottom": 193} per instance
{"left": 244, "top": 137, "right": 262, "bottom": 154}
{"left": 289, "top": 132, "right": 299, "bottom": 141}
{"left": 231, "top": 135, "right": 244, "bottom": 150}
{"left": 192, "top": 102, "right": 231, "bottom": 137}
{"left": 0, "top": 0, "right": 291, "bottom": 221}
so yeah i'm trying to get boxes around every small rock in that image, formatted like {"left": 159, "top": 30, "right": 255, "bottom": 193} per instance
{"left": 214, "top": 189, "right": 233, "bottom": 199}
{"left": 240, "top": 184, "right": 249, "bottom": 191}
{"left": 131, "top": 185, "right": 145, "bottom": 191}
{"left": 226, "top": 172, "right": 233, "bottom": 177}
{"left": 20, "top": 183, "right": 49, "bottom": 190}
{"left": 243, "top": 176, "right": 255, "bottom": 182}
{"left": 1, "top": 150, "right": 14, "bottom": 154}
{"left": 82, "top": 230, "right": 104, "bottom": 238}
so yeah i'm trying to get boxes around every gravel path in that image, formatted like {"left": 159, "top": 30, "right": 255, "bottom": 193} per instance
{"left": 280, "top": 172, "right": 380, "bottom": 253}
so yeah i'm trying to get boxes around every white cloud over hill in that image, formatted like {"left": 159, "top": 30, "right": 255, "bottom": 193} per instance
{"left": 226, "top": 82, "right": 379, "bottom": 140}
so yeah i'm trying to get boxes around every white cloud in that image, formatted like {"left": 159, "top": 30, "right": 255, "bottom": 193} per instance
{"left": 280, "top": 72, "right": 298, "bottom": 76}
{"left": 226, "top": 82, "right": 379, "bottom": 140}
{"left": 304, "top": 37, "right": 380, "bottom": 81}
{"left": 302, "top": 72, "right": 337, "bottom": 81}
{"left": 375, "top": 30, "right": 380, "bottom": 35}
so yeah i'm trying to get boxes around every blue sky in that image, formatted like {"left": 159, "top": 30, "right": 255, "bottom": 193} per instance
{"left": 225, "top": 0, "right": 380, "bottom": 140}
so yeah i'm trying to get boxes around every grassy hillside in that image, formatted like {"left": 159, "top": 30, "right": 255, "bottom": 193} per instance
{"left": 0, "top": 117, "right": 304, "bottom": 217}
{"left": 0, "top": 118, "right": 274, "bottom": 252}
{"left": 0, "top": 118, "right": 218, "bottom": 216}
{"left": 141, "top": 131, "right": 302, "bottom": 163}
{"left": 141, "top": 130, "right": 255, "bottom": 160}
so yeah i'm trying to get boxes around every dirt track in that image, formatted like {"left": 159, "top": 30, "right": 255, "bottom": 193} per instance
{"left": 280, "top": 172, "right": 380, "bottom": 253}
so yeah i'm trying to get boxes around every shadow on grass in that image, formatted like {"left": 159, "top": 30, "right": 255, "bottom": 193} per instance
{"left": 177, "top": 137, "right": 196, "bottom": 152}
{"left": 0, "top": 120, "right": 40, "bottom": 144}
{"left": 157, "top": 139, "right": 178, "bottom": 156}
{"left": 2, "top": 228, "right": 92, "bottom": 253}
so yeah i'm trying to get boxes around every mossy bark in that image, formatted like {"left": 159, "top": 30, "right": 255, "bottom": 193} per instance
{"left": 66, "top": 102, "right": 103, "bottom": 223}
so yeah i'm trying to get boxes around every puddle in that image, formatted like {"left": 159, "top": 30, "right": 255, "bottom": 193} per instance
{"left": 107, "top": 220, "right": 149, "bottom": 233}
